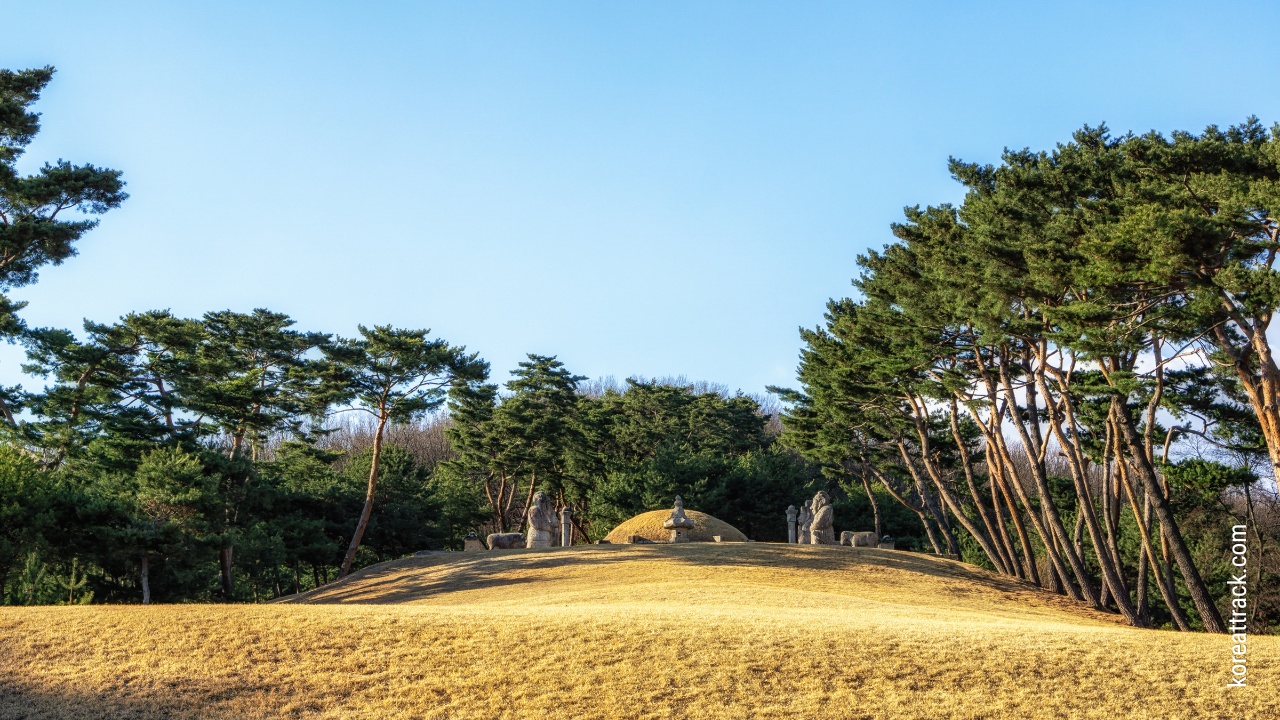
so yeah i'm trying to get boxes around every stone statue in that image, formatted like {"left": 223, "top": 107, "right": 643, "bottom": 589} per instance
{"left": 786, "top": 505, "right": 798, "bottom": 544}
{"left": 850, "top": 531, "right": 878, "bottom": 547}
{"left": 487, "top": 532, "right": 525, "bottom": 550}
{"left": 797, "top": 500, "right": 813, "bottom": 544}
{"left": 560, "top": 507, "right": 573, "bottom": 547}
{"left": 663, "top": 495, "right": 695, "bottom": 542}
{"left": 809, "top": 491, "right": 834, "bottom": 545}
{"left": 526, "top": 491, "right": 556, "bottom": 548}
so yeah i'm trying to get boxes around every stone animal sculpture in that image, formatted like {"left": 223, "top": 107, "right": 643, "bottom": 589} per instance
{"left": 809, "top": 491, "right": 835, "bottom": 545}
{"left": 526, "top": 491, "right": 557, "bottom": 548}
{"left": 487, "top": 532, "right": 525, "bottom": 550}
{"left": 850, "top": 531, "right": 878, "bottom": 547}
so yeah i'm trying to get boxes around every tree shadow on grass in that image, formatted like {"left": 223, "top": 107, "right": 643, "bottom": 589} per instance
{"left": 0, "top": 676, "right": 265, "bottom": 720}
{"left": 280, "top": 546, "right": 644, "bottom": 604}
{"left": 661, "top": 542, "right": 1039, "bottom": 593}
{"left": 282, "top": 542, "right": 1056, "bottom": 606}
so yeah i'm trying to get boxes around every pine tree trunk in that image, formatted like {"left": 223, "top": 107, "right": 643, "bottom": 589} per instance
{"left": 1230, "top": 327, "right": 1280, "bottom": 478}
{"left": 1135, "top": 518, "right": 1151, "bottom": 622}
{"left": 988, "top": 447, "right": 1034, "bottom": 583}
{"left": 999, "top": 368, "right": 1098, "bottom": 606}
{"left": 1117, "top": 453, "right": 1190, "bottom": 631}
{"left": 859, "top": 470, "right": 882, "bottom": 540}
{"left": 869, "top": 465, "right": 943, "bottom": 554}
{"left": 219, "top": 547, "right": 234, "bottom": 599}
{"left": 965, "top": 375, "right": 1040, "bottom": 584}
{"left": 948, "top": 399, "right": 1012, "bottom": 574}
{"left": 140, "top": 552, "right": 150, "bottom": 606}
{"left": 340, "top": 412, "right": 388, "bottom": 579}
{"left": 1038, "top": 367, "right": 1141, "bottom": 623}
{"left": 897, "top": 442, "right": 957, "bottom": 555}
{"left": 1112, "top": 401, "right": 1224, "bottom": 632}
{"left": 990, "top": 419, "right": 1078, "bottom": 598}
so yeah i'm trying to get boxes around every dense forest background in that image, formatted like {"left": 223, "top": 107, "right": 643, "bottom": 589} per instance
{"left": 2, "top": 67, "right": 1276, "bottom": 635}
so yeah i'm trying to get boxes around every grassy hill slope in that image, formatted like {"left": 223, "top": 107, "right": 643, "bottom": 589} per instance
{"left": 1, "top": 543, "right": 1275, "bottom": 719}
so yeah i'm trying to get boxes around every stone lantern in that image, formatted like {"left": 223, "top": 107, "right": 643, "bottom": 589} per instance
{"left": 663, "top": 496, "right": 696, "bottom": 543}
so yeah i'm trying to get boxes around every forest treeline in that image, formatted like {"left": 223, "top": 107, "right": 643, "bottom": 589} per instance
{"left": 0, "top": 68, "right": 850, "bottom": 605}
{"left": 1, "top": 67, "right": 1276, "bottom": 633}
{"left": 774, "top": 120, "right": 1280, "bottom": 633}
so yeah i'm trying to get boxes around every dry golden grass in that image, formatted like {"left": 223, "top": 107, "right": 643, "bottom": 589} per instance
{"left": 1, "top": 543, "right": 1275, "bottom": 719}
{"left": 602, "top": 509, "right": 748, "bottom": 543}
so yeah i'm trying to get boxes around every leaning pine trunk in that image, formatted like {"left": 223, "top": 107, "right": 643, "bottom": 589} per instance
{"left": 1112, "top": 401, "right": 1226, "bottom": 633}
{"left": 339, "top": 412, "right": 388, "bottom": 579}
{"left": 868, "top": 465, "right": 943, "bottom": 554}
{"left": 1115, "top": 448, "right": 1191, "bottom": 631}
{"left": 897, "top": 442, "right": 958, "bottom": 555}
{"left": 998, "top": 366, "right": 1099, "bottom": 607}
{"left": 859, "top": 469, "right": 882, "bottom": 541}
{"left": 948, "top": 398, "right": 1013, "bottom": 575}
{"left": 1038, "top": 366, "right": 1143, "bottom": 625}
{"left": 1215, "top": 324, "right": 1280, "bottom": 479}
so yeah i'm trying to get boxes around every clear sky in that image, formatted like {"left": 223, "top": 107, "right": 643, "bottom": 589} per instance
{"left": 3, "top": 1, "right": 1279, "bottom": 395}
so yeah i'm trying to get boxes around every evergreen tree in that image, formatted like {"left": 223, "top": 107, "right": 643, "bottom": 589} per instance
{"left": 0, "top": 66, "right": 126, "bottom": 423}
{"left": 329, "top": 325, "right": 486, "bottom": 579}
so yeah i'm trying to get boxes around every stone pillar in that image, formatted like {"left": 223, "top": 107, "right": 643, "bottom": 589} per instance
{"left": 786, "top": 505, "right": 798, "bottom": 544}
{"left": 560, "top": 507, "right": 573, "bottom": 547}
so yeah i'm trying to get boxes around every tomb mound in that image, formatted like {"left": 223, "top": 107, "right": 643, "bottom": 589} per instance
{"left": 603, "top": 508, "right": 747, "bottom": 543}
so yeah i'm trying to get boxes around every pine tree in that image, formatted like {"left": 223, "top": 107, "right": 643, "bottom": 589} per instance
{"left": 329, "top": 326, "right": 486, "bottom": 579}
{"left": 0, "top": 67, "right": 126, "bottom": 424}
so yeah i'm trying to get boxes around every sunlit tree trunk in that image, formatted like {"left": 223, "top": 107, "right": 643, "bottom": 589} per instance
{"left": 1111, "top": 400, "right": 1225, "bottom": 632}
{"left": 339, "top": 410, "right": 388, "bottom": 579}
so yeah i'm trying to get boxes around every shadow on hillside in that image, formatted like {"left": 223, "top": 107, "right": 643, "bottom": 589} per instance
{"left": 0, "top": 677, "right": 256, "bottom": 720}
{"left": 286, "top": 542, "right": 1043, "bottom": 604}
{"left": 285, "top": 547, "right": 643, "bottom": 604}
{"left": 659, "top": 543, "right": 1041, "bottom": 595}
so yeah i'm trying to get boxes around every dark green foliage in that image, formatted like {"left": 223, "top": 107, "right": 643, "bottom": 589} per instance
{"left": 0, "top": 447, "right": 53, "bottom": 601}
{"left": 339, "top": 445, "right": 448, "bottom": 561}
{"left": 779, "top": 117, "right": 1280, "bottom": 632}
{"left": 443, "top": 365, "right": 816, "bottom": 543}
{"left": 573, "top": 378, "right": 807, "bottom": 541}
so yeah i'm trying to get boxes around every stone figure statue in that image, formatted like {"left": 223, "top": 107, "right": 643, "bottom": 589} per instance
{"left": 809, "top": 491, "right": 835, "bottom": 545}
{"left": 526, "top": 491, "right": 556, "bottom": 548}
{"left": 786, "top": 505, "right": 798, "bottom": 544}
{"left": 797, "top": 500, "right": 813, "bottom": 545}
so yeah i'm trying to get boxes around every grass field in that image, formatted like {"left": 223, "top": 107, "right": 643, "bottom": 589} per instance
{"left": 1, "top": 543, "right": 1274, "bottom": 719}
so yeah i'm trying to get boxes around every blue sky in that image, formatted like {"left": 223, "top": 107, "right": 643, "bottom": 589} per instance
{"left": 3, "top": 1, "right": 1279, "bottom": 395}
